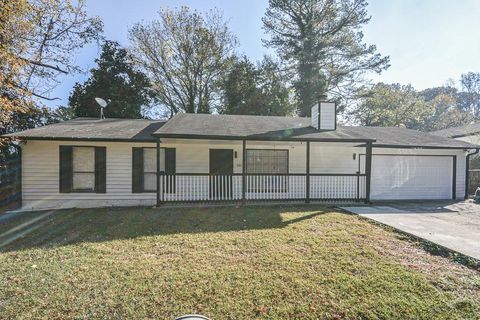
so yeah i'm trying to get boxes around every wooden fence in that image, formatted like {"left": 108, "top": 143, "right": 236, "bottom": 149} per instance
{"left": 468, "top": 170, "right": 480, "bottom": 195}
{"left": 0, "top": 156, "right": 21, "bottom": 212}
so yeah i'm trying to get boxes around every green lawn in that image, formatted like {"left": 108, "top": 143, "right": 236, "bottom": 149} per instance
{"left": 0, "top": 205, "right": 479, "bottom": 319}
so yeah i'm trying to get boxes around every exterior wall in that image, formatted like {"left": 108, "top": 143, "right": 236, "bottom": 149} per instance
{"left": 457, "top": 135, "right": 480, "bottom": 195}
{"left": 160, "top": 139, "right": 365, "bottom": 202}
{"left": 164, "top": 139, "right": 366, "bottom": 174}
{"left": 21, "top": 139, "right": 365, "bottom": 210}
{"left": 20, "top": 139, "right": 466, "bottom": 210}
{"left": 21, "top": 140, "right": 157, "bottom": 210}
{"left": 310, "top": 143, "right": 361, "bottom": 173}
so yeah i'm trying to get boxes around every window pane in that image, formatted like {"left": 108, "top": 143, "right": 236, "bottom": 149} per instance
{"left": 73, "top": 173, "right": 95, "bottom": 190}
{"left": 143, "top": 149, "right": 165, "bottom": 173}
{"left": 144, "top": 173, "right": 156, "bottom": 191}
{"left": 246, "top": 150, "right": 288, "bottom": 174}
{"left": 144, "top": 149, "right": 156, "bottom": 172}
{"left": 73, "top": 147, "right": 95, "bottom": 172}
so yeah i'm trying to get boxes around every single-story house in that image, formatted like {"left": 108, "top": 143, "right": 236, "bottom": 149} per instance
{"left": 432, "top": 121, "right": 480, "bottom": 145}
{"left": 433, "top": 122, "right": 480, "bottom": 194}
{"left": 4, "top": 102, "right": 479, "bottom": 210}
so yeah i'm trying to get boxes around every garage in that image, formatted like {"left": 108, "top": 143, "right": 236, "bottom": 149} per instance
{"left": 370, "top": 155, "right": 455, "bottom": 200}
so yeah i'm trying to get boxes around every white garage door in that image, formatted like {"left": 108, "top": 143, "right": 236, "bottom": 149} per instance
{"left": 371, "top": 155, "right": 453, "bottom": 200}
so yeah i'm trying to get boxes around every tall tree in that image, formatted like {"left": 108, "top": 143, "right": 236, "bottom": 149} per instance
{"left": 69, "top": 41, "right": 153, "bottom": 119}
{"left": 262, "top": 0, "right": 389, "bottom": 116}
{"left": 419, "top": 87, "right": 473, "bottom": 131}
{"left": 460, "top": 72, "right": 480, "bottom": 118}
{"left": 219, "top": 56, "right": 294, "bottom": 116}
{"left": 1, "top": 0, "right": 102, "bottom": 141}
{"left": 352, "top": 83, "right": 433, "bottom": 129}
{"left": 0, "top": 0, "right": 33, "bottom": 125}
{"left": 129, "top": 7, "right": 237, "bottom": 117}
{"left": 220, "top": 56, "right": 258, "bottom": 115}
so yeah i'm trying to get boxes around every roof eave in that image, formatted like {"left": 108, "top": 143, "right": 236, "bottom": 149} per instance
{"left": 6, "top": 136, "right": 156, "bottom": 143}
{"left": 373, "top": 143, "right": 479, "bottom": 150}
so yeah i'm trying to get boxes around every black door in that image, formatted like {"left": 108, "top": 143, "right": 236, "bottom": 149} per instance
{"left": 209, "top": 149, "right": 234, "bottom": 199}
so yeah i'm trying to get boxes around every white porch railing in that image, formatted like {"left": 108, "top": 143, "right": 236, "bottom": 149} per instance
{"left": 158, "top": 173, "right": 366, "bottom": 203}
{"left": 310, "top": 174, "right": 366, "bottom": 200}
{"left": 246, "top": 174, "right": 306, "bottom": 200}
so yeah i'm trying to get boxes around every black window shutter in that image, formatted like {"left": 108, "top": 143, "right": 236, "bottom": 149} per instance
{"left": 165, "top": 148, "right": 176, "bottom": 193}
{"left": 165, "top": 148, "right": 176, "bottom": 174}
{"left": 95, "top": 147, "right": 107, "bottom": 193}
{"left": 132, "top": 147, "right": 144, "bottom": 193}
{"left": 59, "top": 146, "right": 72, "bottom": 193}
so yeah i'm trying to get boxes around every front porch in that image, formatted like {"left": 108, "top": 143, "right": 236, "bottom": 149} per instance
{"left": 154, "top": 139, "right": 372, "bottom": 204}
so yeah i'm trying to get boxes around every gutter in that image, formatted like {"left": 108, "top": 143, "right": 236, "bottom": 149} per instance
{"left": 465, "top": 149, "right": 480, "bottom": 199}
{"left": 2, "top": 136, "right": 156, "bottom": 143}
{"left": 372, "top": 144, "right": 478, "bottom": 150}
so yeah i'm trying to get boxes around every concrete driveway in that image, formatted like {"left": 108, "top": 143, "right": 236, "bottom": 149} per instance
{"left": 341, "top": 201, "right": 480, "bottom": 260}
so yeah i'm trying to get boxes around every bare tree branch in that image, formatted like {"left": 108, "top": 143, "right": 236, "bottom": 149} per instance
{"left": 18, "top": 56, "right": 68, "bottom": 74}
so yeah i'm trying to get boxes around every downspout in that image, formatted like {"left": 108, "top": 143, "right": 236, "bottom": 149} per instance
{"left": 465, "top": 148, "right": 479, "bottom": 199}
{"left": 156, "top": 138, "right": 161, "bottom": 206}
{"left": 365, "top": 141, "right": 373, "bottom": 204}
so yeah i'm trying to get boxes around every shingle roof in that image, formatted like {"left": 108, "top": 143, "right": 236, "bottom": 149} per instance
{"left": 154, "top": 113, "right": 479, "bottom": 149}
{"left": 3, "top": 118, "right": 166, "bottom": 142}
{"left": 431, "top": 122, "right": 480, "bottom": 138}
{"left": 343, "top": 126, "right": 478, "bottom": 149}
{"left": 3, "top": 114, "right": 478, "bottom": 149}
{"left": 154, "top": 113, "right": 373, "bottom": 142}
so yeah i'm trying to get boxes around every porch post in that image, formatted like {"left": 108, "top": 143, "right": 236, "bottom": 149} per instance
{"left": 452, "top": 155, "right": 457, "bottom": 200}
{"left": 156, "top": 138, "right": 161, "bottom": 206}
{"left": 242, "top": 139, "right": 246, "bottom": 204}
{"left": 365, "top": 141, "right": 372, "bottom": 204}
{"left": 305, "top": 141, "right": 310, "bottom": 203}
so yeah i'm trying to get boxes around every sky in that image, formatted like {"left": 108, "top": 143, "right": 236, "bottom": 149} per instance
{"left": 45, "top": 0, "right": 480, "bottom": 108}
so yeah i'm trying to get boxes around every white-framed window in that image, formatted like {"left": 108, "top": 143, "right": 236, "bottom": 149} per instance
{"left": 72, "top": 146, "right": 95, "bottom": 191}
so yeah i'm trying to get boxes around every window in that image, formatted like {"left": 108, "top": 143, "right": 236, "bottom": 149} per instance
{"left": 246, "top": 149, "right": 289, "bottom": 192}
{"left": 59, "top": 146, "right": 106, "bottom": 193}
{"left": 132, "top": 147, "right": 175, "bottom": 193}
{"left": 143, "top": 148, "right": 165, "bottom": 192}
{"left": 246, "top": 149, "right": 288, "bottom": 174}
{"left": 72, "top": 147, "right": 95, "bottom": 191}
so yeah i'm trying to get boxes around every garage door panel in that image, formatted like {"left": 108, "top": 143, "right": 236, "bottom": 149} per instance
{"left": 371, "top": 155, "right": 453, "bottom": 200}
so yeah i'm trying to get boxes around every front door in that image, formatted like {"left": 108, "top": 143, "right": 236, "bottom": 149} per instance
{"left": 209, "top": 149, "right": 234, "bottom": 199}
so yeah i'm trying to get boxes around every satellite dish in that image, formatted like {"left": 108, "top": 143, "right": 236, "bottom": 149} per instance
{"left": 94, "top": 97, "right": 110, "bottom": 119}
{"left": 95, "top": 97, "right": 108, "bottom": 108}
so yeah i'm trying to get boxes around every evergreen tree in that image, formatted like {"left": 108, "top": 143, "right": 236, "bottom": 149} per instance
{"left": 220, "top": 56, "right": 294, "bottom": 116}
{"left": 69, "top": 41, "right": 152, "bottom": 119}
{"left": 262, "top": 0, "right": 389, "bottom": 116}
